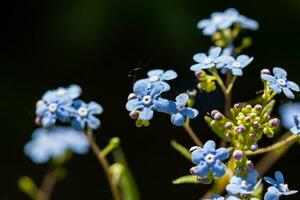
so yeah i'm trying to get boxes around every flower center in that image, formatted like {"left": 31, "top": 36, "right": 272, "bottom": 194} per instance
{"left": 232, "top": 61, "right": 241, "bottom": 68}
{"left": 142, "top": 95, "right": 152, "bottom": 105}
{"left": 77, "top": 107, "right": 88, "bottom": 117}
{"left": 277, "top": 78, "right": 286, "bottom": 86}
{"left": 279, "top": 183, "right": 289, "bottom": 192}
{"left": 56, "top": 89, "right": 66, "bottom": 96}
{"left": 204, "top": 57, "right": 213, "bottom": 64}
{"left": 48, "top": 103, "right": 58, "bottom": 112}
{"left": 149, "top": 75, "right": 159, "bottom": 82}
{"left": 204, "top": 154, "right": 215, "bottom": 164}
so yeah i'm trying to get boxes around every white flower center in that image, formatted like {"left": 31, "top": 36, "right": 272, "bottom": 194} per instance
{"left": 142, "top": 95, "right": 152, "bottom": 105}
{"left": 149, "top": 75, "right": 159, "bottom": 82}
{"left": 280, "top": 183, "right": 289, "bottom": 192}
{"left": 232, "top": 61, "right": 241, "bottom": 68}
{"left": 77, "top": 107, "right": 88, "bottom": 117}
{"left": 212, "top": 16, "right": 223, "bottom": 24}
{"left": 241, "top": 180, "right": 248, "bottom": 188}
{"left": 204, "top": 154, "right": 215, "bottom": 164}
{"left": 277, "top": 78, "right": 286, "bottom": 86}
{"left": 48, "top": 103, "right": 58, "bottom": 112}
{"left": 204, "top": 57, "right": 213, "bottom": 64}
{"left": 56, "top": 89, "right": 66, "bottom": 96}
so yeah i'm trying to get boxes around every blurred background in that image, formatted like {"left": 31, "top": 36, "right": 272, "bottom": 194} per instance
{"left": 1, "top": 0, "right": 300, "bottom": 199}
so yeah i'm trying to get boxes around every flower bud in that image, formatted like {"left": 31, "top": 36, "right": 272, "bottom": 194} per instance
{"left": 269, "top": 118, "right": 280, "bottom": 127}
{"left": 234, "top": 103, "right": 242, "bottom": 109}
{"left": 246, "top": 161, "right": 254, "bottom": 171}
{"left": 225, "top": 122, "right": 233, "bottom": 129}
{"left": 235, "top": 125, "right": 246, "bottom": 133}
{"left": 250, "top": 144, "right": 258, "bottom": 152}
{"left": 129, "top": 111, "right": 139, "bottom": 119}
{"left": 261, "top": 68, "right": 271, "bottom": 75}
{"left": 213, "top": 112, "right": 223, "bottom": 121}
{"left": 198, "top": 176, "right": 212, "bottom": 185}
{"left": 253, "top": 121, "right": 259, "bottom": 128}
{"left": 233, "top": 150, "right": 244, "bottom": 160}
{"left": 211, "top": 110, "right": 218, "bottom": 118}
{"left": 245, "top": 116, "right": 251, "bottom": 123}
{"left": 245, "top": 105, "right": 252, "bottom": 111}
{"left": 254, "top": 104, "right": 262, "bottom": 111}
{"left": 35, "top": 117, "right": 42, "bottom": 125}
{"left": 128, "top": 93, "right": 137, "bottom": 100}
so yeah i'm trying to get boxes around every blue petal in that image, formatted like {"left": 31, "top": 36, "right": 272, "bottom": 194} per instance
{"left": 171, "top": 113, "right": 185, "bottom": 126}
{"left": 139, "top": 107, "right": 154, "bottom": 121}
{"left": 42, "top": 113, "right": 56, "bottom": 128}
{"left": 282, "top": 190, "right": 298, "bottom": 195}
{"left": 88, "top": 102, "right": 103, "bottom": 114}
{"left": 226, "top": 183, "right": 242, "bottom": 195}
{"left": 264, "top": 176, "right": 276, "bottom": 186}
{"left": 181, "top": 108, "right": 198, "bottom": 119}
{"left": 279, "top": 103, "right": 300, "bottom": 130}
{"left": 72, "top": 117, "right": 85, "bottom": 130}
{"left": 291, "top": 126, "right": 300, "bottom": 134}
{"left": 269, "top": 83, "right": 282, "bottom": 94}
{"left": 150, "top": 82, "right": 164, "bottom": 97}
{"left": 212, "top": 161, "right": 226, "bottom": 177}
{"left": 133, "top": 80, "right": 149, "bottom": 96}
{"left": 230, "top": 176, "right": 242, "bottom": 185}
{"left": 191, "top": 148, "right": 204, "bottom": 165}
{"left": 203, "top": 24, "right": 217, "bottom": 36}
{"left": 161, "top": 82, "right": 171, "bottom": 92}
{"left": 190, "top": 63, "right": 213, "bottom": 71}
{"left": 261, "top": 74, "right": 276, "bottom": 83}
{"left": 274, "top": 171, "right": 284, "bottom": 184}
{"left": 203, "top": 140, "right": 216, "bottom": 154}
{"left": 126, "top": 99, "right": 143, "bottom": 111}
{"left": 197, "top": 19, "right": 210, "bottom": 29}
{"left": 175, "top": 93, "right": 189, "bottom": 105}
{"left": 193, "top": 53, "right": 207, "bottom": 63}
{"left": 73, "top": 99, "right": 85, "bottom": 109}
{"left": 56, "top": 107, "right": 70, "bottom": 122}
{"left": 191, "top": 161, "right": 209, "bottom": 177}
{"left": 215, "top": 147, "right": 229, "bottom": 160}
{"left": 67, "top": 84, "right": 82, "bottom": 99}
{"left": 264, "top": 191, "right": 280, "bottom": 200}
{"left": 209, "top": 47, "right": 222, "bottom": 58}
{"left": 147, "top": 69, "right": 164, "bottom": 77}
{"left": 283, "top": 87, "right": 295, "bottom": 99}
{"left": 287, "top": 81, "right": 300, "bottom": 92}
{"left": 161, "top": 70, "right": 177, "bottom": 80}
{"left": 36, "top": 103, "right": 48, "bottom": 117}
{"left": 247, "top": 170, "right": 259, "bottom": 184}
{"left": 273, "top": 67, "right": 287, "bottom": 79}
{"left": 87, "top": 115, "right": 101, "bottom": 129}
{"left": 152, "top": 98, "right": 171, "bottom": 113}
{"left": 227, "top": 196, "right": 240, "bottom": 200}
{"left": 232, "top": 68, "right": 243, "bottom": 76}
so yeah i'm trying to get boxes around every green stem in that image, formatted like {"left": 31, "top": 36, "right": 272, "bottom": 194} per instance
{"left": 35, "top": 171, "right": 56, "bottom": 200}
{"left": 183, "top": 119, "right": 203, "bottom": 147}
{"left": 209, "top": 68, "right": 227, "bottom": 94}
{"left": 226, "top": 76, "right": 237, "bottom": 95}
{"left": 246, "top": 134, "right": 299, "bottom": 156}
{"left": 85, "top": 130, "right": 121, "bottom": 200}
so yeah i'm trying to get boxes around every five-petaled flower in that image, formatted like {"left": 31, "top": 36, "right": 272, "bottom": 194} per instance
{"left": 261, "top": 67, "right": 300, "bottom": 99}
{"left": 42, "top": 84, "right": 82, "bottom": 103}
{"left": 126, "top": 81, "right": 170, "bottom": 121}
{"left": 191, "top": 47, "right": 224, "bottom": 72}
{"left": 141, "top": 69, "right": 177, "bottom": 92}
{"left": 217, "top": 55, "right": 254, "bottom": 76}
{"left": 190, "top": 140, "right": 229, "bottom": 178}
{"left": 168, "top": 93, "right": 198, "bottom": 126}
{"left": 264, "top": 171, "right": 298, "bottom": 200}
{"left": 24, "top": 127, "right": 89, "bottom": 164}
{"left": 197, "top": 8, "right": 259, "bottom": 36}
{"left": 69, "top": 100, "right": 103, "bottom": 130}
{"left": 226, "top": 170, "right": 261, "bottom": 196}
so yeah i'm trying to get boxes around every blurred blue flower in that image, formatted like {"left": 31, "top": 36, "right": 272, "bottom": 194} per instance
{"left": 261, "top": 67, "right": 299, "bottom": 99}
{"left": 226, "top": 170, "right": 261, "bottom": 195}
{"left": 197, "top": 8, "right": 258, "bottom": 36}
{"left": 217, "top": 55, "right": 253, "bottom": 76}
{"left": 42, "top": 84, "right": 82, "bottom": 103}
{"left": 141, "top": 69, "right": 177, "bottom": 92}
{"left": 279, "top": 103, "right": 300, "bottom": 134}
{"left": 70, "top": 100, "right": 103, "bottom": 130}
{"left": 24, "top": 127, "right": 89, "bottom": 164}
{"left": 212, "top": 195, "right": 258, "bottom": 200}
{"left": 191, "top": 47, "right": 226, "bottom": 72}
{"left": 126, "top": 81, "right": 170, "bottom": 121}
{"left": 190, "top": 140, "right": 229, "bottom": 178}
{"left": 264, "top": 171, "right": 298, "bottom": 199}
{"left": 168, "top": 93, "right": 198, "bottom": 126}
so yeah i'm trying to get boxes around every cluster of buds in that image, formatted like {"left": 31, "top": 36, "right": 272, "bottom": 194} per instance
{"left": 205, "top": 103, "right": 280, "bottom": 151}
{"left": 195, "top": 70, "right": 217, "bottom": 93}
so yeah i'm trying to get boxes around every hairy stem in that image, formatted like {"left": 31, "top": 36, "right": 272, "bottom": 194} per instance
{"left": 85, "top": 130, "right": 121, "bottom": 200}
{"left": 35, "top": 171, "right": 56, "bottom": 200}
{"left": 183, "top": 119, "right": 203, "bottom": 147}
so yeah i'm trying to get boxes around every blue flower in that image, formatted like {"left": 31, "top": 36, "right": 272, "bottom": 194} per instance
{"left": 217, "top": 55, "right": 253, "bottom": 76}
{"left": 190, "top": 140, "right": 229, "bottom": 178}
{"left": 261, "top": 67, "right": 299, "bottom": 99}
{"left": 191, "top": 47, "right": 225, "bottom": 72}
{"left": 141, "top": 69, "right": 177, "bottom": 92}
{"left": 168, "top": 93, "right": 198, "bottom": 126}
{"left": 69, "top": 100, "right": 103, "bottom": 130}
{"left": 212, "top": 195, "right": 258, "bottom": 200}
{"left": 24, "top": 127, "right": 89, "bottom": 164}
{"left": 126, "top": 81, "right": 170, "bottom": 121}
{"left": 226, "top": 170, "right": 261, "bottom": 195}
{"left": 42, "top": 84, "right": 82, "bottom": 103}
{"left": 197, "top": 8, "right": 258, "bottom": 36}
{"left": 264, "top": 171, "right": 298, "bottom": 198}
{"left": 279, "top": 103, "right": 300, "bottom": 134}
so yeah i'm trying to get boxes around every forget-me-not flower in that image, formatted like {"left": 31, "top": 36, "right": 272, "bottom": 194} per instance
{"left": 42, "top": 84, "right": 82, "bottom": 103}
{"left": 24, "top": 127, "right": 89, "bottom": 163}
{"left": 279, "top": 103, "right": 300, "bottom": 134}
{"left": 140, "top": 69, "right": 177, "bottom": 92}
{"left": 168, "top": 93, "right": 198, "bottom": 126}
{"left": 69, "top": 100, "right": 103, "bottom": 130}
{"left": 217, "top": 55, "right": 253, "bottom": 76}
{"left": 261, "top": 67, "right": 299, "bottom": 99}
{"left": 190, "top": 140, "right": 229, "bottom": 178}
{"left": 264, "top": 171, "right": 298, "bottom": 199}
{"left": 226, "top": 170, "right": 261, "bottom": 195}
{"left": 126, "top": 81, "right": 170, "bottom": 121}
{"left": 191, "top": 47, "right": 226, "bottom": 72}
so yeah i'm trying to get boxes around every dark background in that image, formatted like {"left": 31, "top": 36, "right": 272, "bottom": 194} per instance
{"left": 1, "top": 0, "right": 300, "bottom": 199}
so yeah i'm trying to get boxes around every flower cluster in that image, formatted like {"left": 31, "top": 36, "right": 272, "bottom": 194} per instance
{"left": 126, "top": 69, "right": 198, "bottom": 126}
{"left": 35, "top": 84, "right": 103, "bottom": 130}
{"left": 197, "top": 8, "right": 259, "bottom": 36}
{"left": 25, "top": 127, "right": 89, "bottom": 163}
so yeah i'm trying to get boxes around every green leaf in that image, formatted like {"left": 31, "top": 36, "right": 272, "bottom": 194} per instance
{"left": 261, "top": 100, "right": 275, "bottom": 118}
{"left": 172, "top": 175, "right": 199, "bottom": 184}
{"left": 18, "top": 176, "right": 38, "bottom": 199}
{"left": 170, "top": 140, "right": 191, "bottom": 161}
